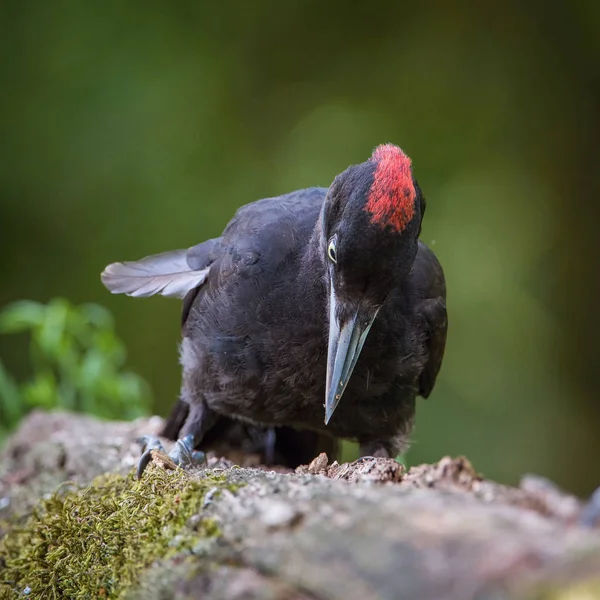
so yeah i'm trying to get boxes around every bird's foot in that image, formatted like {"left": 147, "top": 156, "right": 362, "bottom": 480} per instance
{"left": 136, "top": 434, "right": 206, "bottom": 479}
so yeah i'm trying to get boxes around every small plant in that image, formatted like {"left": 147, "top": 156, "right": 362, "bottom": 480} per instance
{"left": 0, "top": 298, "right": 151, "bottom": 442}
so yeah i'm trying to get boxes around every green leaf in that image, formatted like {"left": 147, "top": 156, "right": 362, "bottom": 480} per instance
{"left": 35, "top": 298, "right": 69, "bottom": 359}
{"left": 80, "top": 303, "right": 114, "bottom": 331}
{"left": 0, "top": 298, "right": 152, "bottom": 430}
{"left": 0, "top": 300, "right": 45, "bottom": 334}
{"left": 22, "top": 371, "right": 58, "bottom": 409}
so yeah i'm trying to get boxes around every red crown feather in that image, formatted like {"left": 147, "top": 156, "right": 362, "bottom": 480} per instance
{"left": 365, "top": 144, "right": 416, "bottom": 232}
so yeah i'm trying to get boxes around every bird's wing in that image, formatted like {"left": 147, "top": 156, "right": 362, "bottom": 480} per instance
{"left": 220, "top": 187, "right": 327, "bottom": 245}
{"left": 213, "top": 187, "right": 327, "bottom": 285}
{"left": 413, "top": 241, "right": 448, "bottom": 398}
{"left": 101, "top": 238, "right": 220, "bottom": 300}
{"left": 101, "top": 188, "right": 325, "bottom": 325}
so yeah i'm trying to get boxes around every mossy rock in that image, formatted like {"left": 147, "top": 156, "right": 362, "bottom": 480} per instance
{"left": 2, "top": 412, "right": 600, "bottom": 600}
{"left": 0, "top": 466, "right": 231, "bottom": 599}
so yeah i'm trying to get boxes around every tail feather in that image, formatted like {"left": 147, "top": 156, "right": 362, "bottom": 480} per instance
{"left": 101, "top": 249, "right": 209, "bottom": 299}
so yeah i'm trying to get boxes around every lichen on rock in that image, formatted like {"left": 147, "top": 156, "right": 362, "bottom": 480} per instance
{"left": 0, "top": 466, "right": 229, "bottom": 599}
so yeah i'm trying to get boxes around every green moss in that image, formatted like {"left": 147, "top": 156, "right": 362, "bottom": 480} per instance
{"left": 0, "top": 466, "right": 232, "bottom": 599}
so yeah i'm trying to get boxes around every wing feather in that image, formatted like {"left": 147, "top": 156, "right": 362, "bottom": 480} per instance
{"left": 101, "top": 249, "right": 209, "bottom": 299}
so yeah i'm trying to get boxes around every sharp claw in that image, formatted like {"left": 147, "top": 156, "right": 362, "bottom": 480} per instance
{"left": 137, "top": 449, "right": 155, "bottom": 480}
{"left": 136, "top": 436, "right": 167, "bottom": 479}
{"left": 136, "top": 434, "right": 206, "bottom": 479}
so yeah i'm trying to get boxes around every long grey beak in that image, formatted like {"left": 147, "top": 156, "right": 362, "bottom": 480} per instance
{"left": 325, "top": 289, "right": 379, "bottom": 424}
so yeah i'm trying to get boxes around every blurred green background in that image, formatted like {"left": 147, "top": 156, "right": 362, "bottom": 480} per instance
{"left": 1, "top": 1, "right": 599, "bottom": 495}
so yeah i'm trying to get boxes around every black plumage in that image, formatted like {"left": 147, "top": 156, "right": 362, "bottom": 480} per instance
{"left": 102, "top": 144, "right": 447, "bottom": 469}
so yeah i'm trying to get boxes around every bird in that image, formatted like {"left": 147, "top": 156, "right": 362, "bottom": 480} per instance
{"left": 101, "top": 143, "right": 447, "bottom": 476}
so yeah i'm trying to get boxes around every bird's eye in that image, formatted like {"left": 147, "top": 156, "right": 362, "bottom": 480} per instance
{"left": 327, "top": 239, "right": 337, "bottom": 263}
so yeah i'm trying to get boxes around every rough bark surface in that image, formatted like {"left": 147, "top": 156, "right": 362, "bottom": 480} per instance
{"left": 1, "top": 411, "right": 600, "bottom": 600}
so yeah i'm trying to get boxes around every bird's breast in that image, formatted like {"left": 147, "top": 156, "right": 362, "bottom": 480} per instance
{"left": 184, "top": 255, "right": 423, "bottom": 438}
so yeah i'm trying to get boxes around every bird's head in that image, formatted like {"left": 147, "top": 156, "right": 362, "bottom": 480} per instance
{"left": 320, "top": 143, "right": 424, "bottom": 423}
